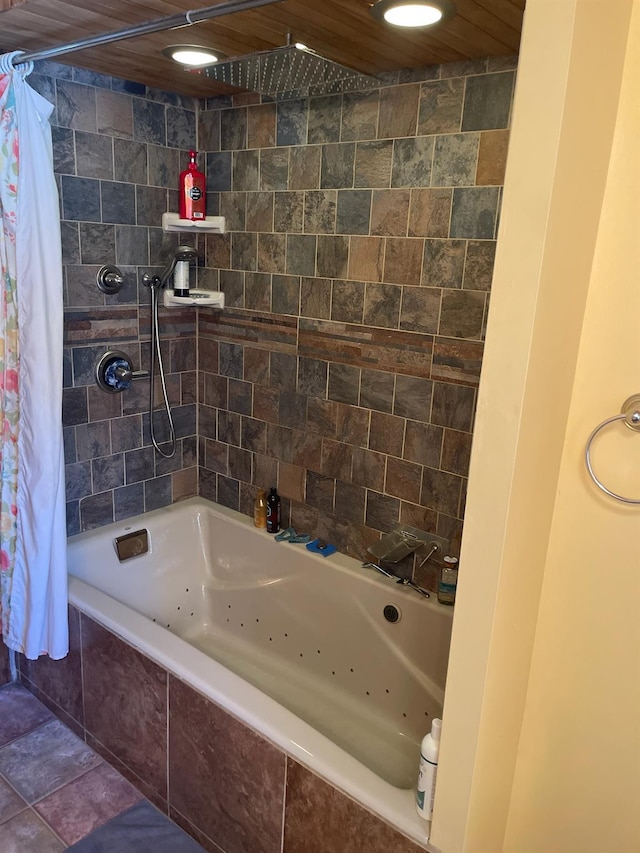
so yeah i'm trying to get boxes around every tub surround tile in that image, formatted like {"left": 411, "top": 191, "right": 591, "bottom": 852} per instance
{"left": 463, "top": 240, "right": 496, "bottom": 290}
{"left": 369, "top": 411, "right": 405, "bottom": 457}
{"left": 54, "top": 56, "right": 513, "bottom": 576}
{"left": 84, "top": 733, "right": 168, "bottom": 815}
{"left": 442, "top": 428, "right": 473, "bottom": 476}
{"left": 461, "top": 71, "right": 515, "bottom": 131}
{"left": 298, "top": 319, "right": 433, "bottom": 380}
{"left": 78, "top": 223, "right": 116, "bottom": 265}
{"left": 439, "top": 290, "right": 486, "bottom": 339}
{"left": 79, "top": 492, "right": 114, "bottom": 531}
{"left": 133, "top": 99, "right": 166, "bottom": 146}
{"left": 18, "top": 677, "right": 85, "bottom": 741}
{"left": 277, "top": 99, "right": 307, "bottom": 147}
{"left": 283, "top": 761, "right": 425, "bottom": 853}
{"left": 418, "top": 78, "right": 464, "bottom": 135}
{"left": 75, "top": 132, "right": 113, "bottom": 180}
{"left": 331, "top": 279, "right": 365, "bottom": 324}
{"left": 378, "top": 84, "right": 419, "bottom": 139}
{"left": 354, "top": 140, "right": 393, "bottom": 188}
{"left": 476, "top": 129, "right": 510, "bottom": 186}
{"left": 56, "top": 80, "right": 97, "bottom": 133}
{"left": 81, "top": 616, "right": 168, "bottom": 801}
{"left": 321, "top": 143, "right": 355, "bottom": 189}
{"left": 370, "top": 189, "right": 410, "bottom": 237}
{"left": 363, "top": 283, "right": 402, "bottom": 328}
{"left": 290, "top": 146, "right": 321, "bottom": 191}
{"left": 400, "top": 287, "right": 440, "bottom": 335}
{"left": 275, "top": 192, "right": 303, "bottom": 232}
{"left": 247, "top": 102, "right": 276, "bottom": 149}
{"left": 422, "top": 239, "right": 466, "bottom": 289}
{"left": 360, "top": 369, "right": 394, "bottom": 414}
{"left": 391, "top": 137, "right": 434, "bottom": 188}
{"left": 169, "top": 677, "right": 286, "bottom": 853}
{"left": 307, "top": 95, "right": 342, "bottom": 145}
{"left": 233, "top": 149, "right": 260, "bottom": 192}
{"left": 420, "top": 466, "right": 462, "bottom": 516}
{"left": 19, "top": 607, "right": 84, "bottom": 728}
{"left": 61, "top": 176, "right": 101, "bottom": 222}
{"left": 61, "top": 222, "right": 81, "bottom": 265}
{"left": 52, "top": 126, "right": 75, "bottom": 176}
{"left": 96, "top": 89, "right": 133, "bottom": 139}
{"left": 431, "top": 133, "right": 479, "bottom": 187}
{"left": 167, "top": 107, "right": 196, "bottom": 150}
{"left": 260, "top": 148, "right": 289, "bottom": 190}
{"left": 342, "top": 91, "right": 379, "bottom": 142}
{"left": 336, "top": 190, "right": 371, "bottom": 235}
{"left": 0, "top": 646, "right": 10, "bottom": 688}
{"left": 431, "top": 381, "right": 476, "bottom": 431}
{"left": 450, "top": 186, "right": 500, "bottom": 239}
{"left": 404, "top": 421, "right": 443, "bottom": 469}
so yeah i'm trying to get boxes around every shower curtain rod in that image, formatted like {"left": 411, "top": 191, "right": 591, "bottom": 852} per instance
{"left": 10, "top": 0, "right": 284, "bottom": 66}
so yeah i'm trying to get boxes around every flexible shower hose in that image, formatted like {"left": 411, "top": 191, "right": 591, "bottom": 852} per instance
{"left": 149, "top": 280, "right": 177, "bottom": 458}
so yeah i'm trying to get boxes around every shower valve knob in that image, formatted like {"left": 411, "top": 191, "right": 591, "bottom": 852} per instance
{"left": 95, "top": 351, "right": 146, "bottom": 393}
{"left": 113, "top": 364, "right": 133, "bottom": 385}
{"left": 96, "top": 265, "right": 124, "bottom": 294}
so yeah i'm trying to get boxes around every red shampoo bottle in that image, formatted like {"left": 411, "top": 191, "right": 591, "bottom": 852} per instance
{"left": 179, "top": 150, "right": 206, "bottom": 221}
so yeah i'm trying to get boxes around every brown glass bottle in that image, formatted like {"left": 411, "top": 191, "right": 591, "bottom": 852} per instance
{"left": 266, "top": 487, "right": 280, "bottom": 534}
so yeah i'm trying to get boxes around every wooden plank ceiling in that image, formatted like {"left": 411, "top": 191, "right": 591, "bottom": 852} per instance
{"left": 0, "top": 0, "right": 524, "bottom": 96}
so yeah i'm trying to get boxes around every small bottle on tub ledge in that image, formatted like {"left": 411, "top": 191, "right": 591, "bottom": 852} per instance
{"left": 266, "top": 487, "right": 281, "bottom": 534}
{"left": 437, "top": 556, "right": 458, "bottom": 605}
{"left": 416, "top": 717, "right": 442, "bottom": 823}
{"left": 253, "top": 489, "right": 267, "bottom": 529}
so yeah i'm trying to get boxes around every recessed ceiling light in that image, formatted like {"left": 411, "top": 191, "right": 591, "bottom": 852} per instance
{"left": 370, "top": 0, "right": 455, "bottom": 28}
{"left": 162, "top": 45, "right": 226, "bottom": 67}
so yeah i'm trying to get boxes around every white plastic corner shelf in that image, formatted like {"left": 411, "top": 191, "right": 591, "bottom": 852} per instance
{"left": 161, "top": 212, "right": 226, "bottom": 309}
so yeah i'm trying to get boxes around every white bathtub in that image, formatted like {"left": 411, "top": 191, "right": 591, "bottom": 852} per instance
{"left": 67, "top": 497, "right": 453, "bottom": 846}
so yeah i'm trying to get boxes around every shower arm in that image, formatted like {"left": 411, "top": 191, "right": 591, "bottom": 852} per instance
{"left": 10, "top": 0, "right": 284, "bottom": 67}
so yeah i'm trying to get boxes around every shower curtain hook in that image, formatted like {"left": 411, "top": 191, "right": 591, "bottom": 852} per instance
{"left": 0, "top": 51, "right": 34, "bottom": 78}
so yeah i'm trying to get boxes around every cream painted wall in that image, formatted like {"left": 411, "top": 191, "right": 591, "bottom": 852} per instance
{"left": 429, "top": 0, "right": 637, "bottom": 851}
{"left": 503, "top": 2, "right": 640, "bottom": 848}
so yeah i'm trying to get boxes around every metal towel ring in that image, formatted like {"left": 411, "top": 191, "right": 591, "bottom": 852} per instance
{"left": 585, "top": 394, "right": 640, "bottom": 504}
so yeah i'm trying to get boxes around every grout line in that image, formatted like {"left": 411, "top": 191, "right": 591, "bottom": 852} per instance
{"left": 280, "top": 754, "right": 288, "bottom": 853}
{"left": 165, "top": 672, "right": 170, "bottom": 813}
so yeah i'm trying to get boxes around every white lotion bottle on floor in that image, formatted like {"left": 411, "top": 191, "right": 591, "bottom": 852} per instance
{"left": 416, "top": 717, "right": 442, "bottom": 823}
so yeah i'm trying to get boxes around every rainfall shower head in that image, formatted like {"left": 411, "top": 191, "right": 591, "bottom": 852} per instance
{"left": 199, "top": 43, "right": 381, "bottom": 98}
{"left": 159, "top": 245, "right": 198, "bottom": 287}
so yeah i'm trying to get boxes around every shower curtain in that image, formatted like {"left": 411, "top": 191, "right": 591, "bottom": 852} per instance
{"left": 0, "top": 52, "right": 68, "bottom": 659}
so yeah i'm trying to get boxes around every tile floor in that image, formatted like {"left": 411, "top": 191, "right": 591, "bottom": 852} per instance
{"left": 0, "top": 682, "right": 206, "bottom": 852}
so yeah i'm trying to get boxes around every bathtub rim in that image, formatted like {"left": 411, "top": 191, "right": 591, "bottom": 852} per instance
{"left": 67, "top": 497, "right": 447, "bottom": 849}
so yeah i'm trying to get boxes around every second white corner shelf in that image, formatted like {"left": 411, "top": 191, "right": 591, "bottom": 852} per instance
{"left": 162, "top": 212, "right": 226, "bottom": 234}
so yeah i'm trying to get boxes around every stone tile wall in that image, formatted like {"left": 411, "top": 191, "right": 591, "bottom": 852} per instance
{"left": 32, "top": 55, "right": 515, "bottom": 575}
{"left": 29, "top": 61, "right": 202, "bottom": 534}
{"left": 197, "top": 57, "right": 517, "bottom": 587}
{"left": 20, "top": 607, "right": 425, "bottom": 853}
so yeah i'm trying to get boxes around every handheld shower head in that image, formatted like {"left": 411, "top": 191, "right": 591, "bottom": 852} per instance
{"left": 159, "top": 244, "right": 198, "bottom": 287}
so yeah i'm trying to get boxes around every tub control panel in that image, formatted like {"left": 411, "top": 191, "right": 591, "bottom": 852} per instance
{"left": 114, "top": 529, "right": 149, "bottom": 562}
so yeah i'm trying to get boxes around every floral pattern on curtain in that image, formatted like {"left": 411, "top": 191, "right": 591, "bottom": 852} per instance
{"left": 0, "top": 53, "right": 67, "bottom": 659}
{"left": 0, "top": 73, "right": 19, "bottom": 637}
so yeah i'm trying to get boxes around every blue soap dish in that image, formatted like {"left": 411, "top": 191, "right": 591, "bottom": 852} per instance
{"left": 306, "top": 539, "right": 336, "bottom": 557}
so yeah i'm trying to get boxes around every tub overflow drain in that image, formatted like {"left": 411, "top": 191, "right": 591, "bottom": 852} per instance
{"left": 383, "top": 604, "right": 400, "bottom": 623}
